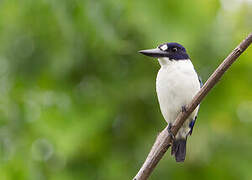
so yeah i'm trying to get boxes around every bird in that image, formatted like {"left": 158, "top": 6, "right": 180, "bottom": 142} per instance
{"left": 139, "top": 42, "right": 202, "bottom": 162}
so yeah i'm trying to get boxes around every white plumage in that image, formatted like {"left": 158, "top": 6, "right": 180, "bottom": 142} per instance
{"left": 156, "top": 57, "right": 200, "bottom": 139}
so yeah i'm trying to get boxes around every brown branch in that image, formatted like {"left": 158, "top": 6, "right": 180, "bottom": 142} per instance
{"left": 133, "top": 33, "right": 252, "bottom": 180}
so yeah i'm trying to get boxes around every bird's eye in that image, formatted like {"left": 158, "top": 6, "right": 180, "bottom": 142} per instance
{"left": 172, "top": 47, "right": 178, "bottom": 52}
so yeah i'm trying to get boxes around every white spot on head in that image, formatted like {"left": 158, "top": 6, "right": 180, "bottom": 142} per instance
{"left": 160, "top": 44, "right": 168, "bottom": 51}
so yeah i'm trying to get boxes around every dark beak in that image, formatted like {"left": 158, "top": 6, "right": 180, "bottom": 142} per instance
{"left": 138, "top": 48, "right": 169, "bottom": 58}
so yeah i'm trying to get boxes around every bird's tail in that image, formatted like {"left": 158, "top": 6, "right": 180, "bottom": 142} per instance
{"left": 171, "top": 139, "right": 187, "bottom": 162}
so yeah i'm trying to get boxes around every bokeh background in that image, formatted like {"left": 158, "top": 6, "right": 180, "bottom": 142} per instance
{"left": 0, "top": 0, "right": 252, "bottom": 179}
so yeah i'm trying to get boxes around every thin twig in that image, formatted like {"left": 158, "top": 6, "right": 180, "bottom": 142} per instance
{"left": 133, "top": 33, "right": 252, "bottom": 180}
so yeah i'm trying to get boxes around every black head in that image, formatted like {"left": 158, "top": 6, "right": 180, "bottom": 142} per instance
{"left": 139, "top": 42, "right": 189, "bottom": 60}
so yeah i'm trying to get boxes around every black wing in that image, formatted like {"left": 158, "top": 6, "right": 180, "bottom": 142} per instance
{"left": 198, "top": 75, "right": 203, "bottom": 88}
{"left": 188, "top": 74, "right": 203, "bottom": 136}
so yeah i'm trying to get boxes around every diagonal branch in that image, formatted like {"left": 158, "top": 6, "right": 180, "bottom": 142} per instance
{"left": 133, "top": 33, "right": 252, "bottom": 180}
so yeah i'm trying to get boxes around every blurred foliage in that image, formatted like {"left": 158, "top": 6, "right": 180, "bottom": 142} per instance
{"left": 0, "top": 0, "right": 252, "bottom": 179}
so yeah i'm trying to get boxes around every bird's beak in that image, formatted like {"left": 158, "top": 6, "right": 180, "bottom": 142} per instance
{"left": 138, "top": 48, "right": 169, "bottom": 58}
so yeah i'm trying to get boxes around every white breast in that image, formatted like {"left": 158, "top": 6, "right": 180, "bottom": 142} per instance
{"left": 156, "top": 58, "right": 200, "bottom": 138}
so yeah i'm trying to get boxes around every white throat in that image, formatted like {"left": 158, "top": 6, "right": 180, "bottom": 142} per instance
{"left": 158, "top": 57, "right": 190, "bottom": 67}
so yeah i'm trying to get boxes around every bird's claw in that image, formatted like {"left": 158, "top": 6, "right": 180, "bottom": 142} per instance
{"left": 167, "top": 123, "right": 175, "bottom": 141}
{"left": 182, "top": 105, "right": 187, "bottom": 113}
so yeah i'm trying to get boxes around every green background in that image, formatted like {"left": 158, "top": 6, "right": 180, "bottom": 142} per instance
{"left": 0, "top": 0, "right": 252, "bottom": 179}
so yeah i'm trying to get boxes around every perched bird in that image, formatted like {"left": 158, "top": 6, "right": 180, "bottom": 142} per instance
{"left": 139, "top": 42, "right": 202, "bottom": 162}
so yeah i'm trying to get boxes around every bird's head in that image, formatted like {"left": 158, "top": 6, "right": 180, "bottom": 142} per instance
{"left": 139, "top": 43, "right": 190, "bottom": 64}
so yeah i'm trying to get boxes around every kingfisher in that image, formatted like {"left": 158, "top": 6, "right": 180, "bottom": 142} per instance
{"left": 139, "top": 42, "right": 202, "bottom": 162}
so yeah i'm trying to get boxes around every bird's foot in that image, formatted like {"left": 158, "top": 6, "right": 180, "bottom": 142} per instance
{"left": 167, "top": 123, "right": 175, "bottom": 142}
{"left": 181, "top": 105, "right": 187, "bottom": 113}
